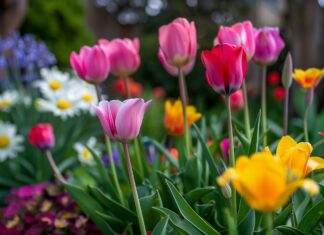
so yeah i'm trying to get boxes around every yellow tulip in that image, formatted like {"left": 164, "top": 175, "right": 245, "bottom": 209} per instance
{"left": 164, "top": 100, "right": 201, "bottom": 136}
{"left": 217, "top": 152, "right": 318, "bottom": 212}
{"left": 292, "top": 68, "right": 323, "bottom": 90}
{"left": 276, "top": 136, "right": 324, "bottom": 176}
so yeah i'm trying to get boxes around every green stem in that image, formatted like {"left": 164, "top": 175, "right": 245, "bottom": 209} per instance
{"left": 105, "top": 136, "right": 125, "bottom": 205}
{"left": 261, "top": 65, "right": 267, "bottom": 147}
{"left": 242, "top": 81, "right": 251, "bottom": 140}
{"left": 303, "top": 105, "right": 309, "bottom": 142}
{"left": 225, "top": 95, "right": 237, "bottom": 225}
{"left": 122, "top": 143, "right": 146, "bottom": 235}
{"left": 178, "top": 67, "right": 190, "bottom": 158}
{"left": 313, "top": 139, "right": 324, "bottom": 150}
{"left": 134, "top": 137, "right": 144, "bottom": 178}
{"left": 265, "top": 212, "right": 273, "bottom": 235}
{"left": 124, "top": 77, "right": 131, "bottom": 98}
{"left": 283, "top": 88, "right": 289, "bottom": 135}
{"left": 45, "top": 150, "right": 66, "bottom": 183}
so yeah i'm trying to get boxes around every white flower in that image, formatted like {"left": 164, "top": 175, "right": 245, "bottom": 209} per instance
{"left": 0, "top": 90, "right": 18, "bottom": 111}
{"left": 36, "top": 92, "right": 81, "bottom": 120}
{"left": 0, "top": 121, "right": 23, "bottom": 161}
{"left": 74, "top": 137, "right": 100, "bottom": 165}
{"left": 36, "top": 67, "right": 72, "bottom": 98}
{"left": 71, "top": 82, "right": 98, "bottom": 113}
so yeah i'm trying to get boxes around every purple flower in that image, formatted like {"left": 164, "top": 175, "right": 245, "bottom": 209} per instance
{"left": 102, "top": 149, "right": 120, "bottom": 166}
{"left": 144, "top": 140, "right": 156, "bottom": 165}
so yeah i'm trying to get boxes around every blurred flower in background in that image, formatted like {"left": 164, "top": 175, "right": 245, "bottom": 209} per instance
{"left": 293, "top": 68, "right": 324, "bottom": 90}
{"left": 272, "top": 86, "right": 285, "bottom": 102}
{"left": 0, "top": 90, "right": 18, "bottom": 112}
{"left": 267, "top": 71, "right": 280, "bottom": 86}
{"left": 74, "top": 137, "right": 101, "bottom": 165}
{"left": 0, "top": 121, "right": 23, "bottom": 162}
{"left": 113, "top": 78, "right": 143, "bottom": 97}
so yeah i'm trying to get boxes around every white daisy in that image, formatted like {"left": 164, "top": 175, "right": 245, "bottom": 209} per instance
{"left": 74, "top": 137, "right": 100, "bottom": 165}
{"left": 37, "top": 92, "right": 81, "bottom": 120}
{"left": 36, "top": 67, "right": 72, "bottom": 98}
{"left": 70, "top": 82, "right": 98, "bottom": 113}
{"left": 0, "top": 121, "right": 23, "bottom": 161}
{"left": 0, "top": 90, "right": 19, "bottom": 112}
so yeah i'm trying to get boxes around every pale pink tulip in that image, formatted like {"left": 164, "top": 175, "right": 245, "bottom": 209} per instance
{"left": 70, "top": 45, "right": 110, "bottom": 84}
{"left": 99, "top": 38, "right": 140, "bottom": 78}
{"left": 215, "top": 21, "right": 255, "bottom": 61}
{"left": 158, "top": 18, "right": 197, "bottom": 69}
{"left": 93, "top": 98, "right": 152, "bottom": 142}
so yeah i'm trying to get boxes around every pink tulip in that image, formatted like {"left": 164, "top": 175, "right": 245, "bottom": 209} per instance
{"left": 93, "top": 98, "right": 152, "bottom": 142}
{"left": 70, "top": 45, "right": 110, "bottom": 84}
{"left": 158, "top": 18, "right": 197, "bottom": 69}
{"left": 28, "top": 123, "right": 55, "bottom": 151}
{"left": 201, "top": 44, "right": 247, "bottom": 95}
{"left": 229, "top": 89, "right": 244, "bottom": 111}
{"left": 220, "top": 138, "right": 229, "bottom": 161}
{"left": 99, "top": 38, "right": 140, "bottom": 78}
{"left": 253, "top": 27, "right": 285, "bottom": 65}
{"left": 215, "top": 21, "right": 255, "bottom": 61}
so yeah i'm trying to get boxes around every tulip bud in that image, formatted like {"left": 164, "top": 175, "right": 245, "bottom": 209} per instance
{"left": 221, "top": 183, "right": 232, "bottom": 199}
{"left": 28, "top": 123, "right": 55, "bottom": 151}
{"left": 282, "top": 53, "right": 293, "bottom": 89}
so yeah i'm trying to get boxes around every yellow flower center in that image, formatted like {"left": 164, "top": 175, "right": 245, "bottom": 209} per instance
{"left": 82, "top": 94, "right": 93, "bottom": 102}
{"left": 82, "top": 149, "right": 91, "bottom": 159}
{"left": 56, "top": 100, "right": 71, "bottom": 110}
{"left": 49, "top": 81, "right": 61, "bottom": 90}
{"left": 0, "top": 136, "right": 10, "bottom": 148}
{"left": 0, "top": 100, "right": 11, "bottom": 109}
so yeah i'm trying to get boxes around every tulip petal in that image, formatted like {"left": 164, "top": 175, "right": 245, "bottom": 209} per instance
{"left": 276, "top": 136, "right": 297, "bottom": 158}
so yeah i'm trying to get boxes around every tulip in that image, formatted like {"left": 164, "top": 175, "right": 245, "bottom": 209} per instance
{"left": 220, "top": 138, "right": 229, "bottom": 161}
{"left": 99, "top": 38, "right": 140, "bottom": 78}
{"left": 164, "top": 100, "right": 201, "bottom": 136}
{"left": 28, "top": 123, "right": 55, "bottom": 151}
{"left": 215, "top": 20, "right": 255, "bottom": 61}
{"left": 217, "top": 152, "right": 319, "bottom": 213}
{"left": 282, "top": 53, "right": 293, "bottom": 135}
{"left": 272, "top": 87, "right": 285, "bottom": 102}
{"left": 267, "top": 72, "right": 280, "bottom": 86}
{"left": 158, "top": 18, "right": 197, "bottom": 68}
{"left": 253, "top": 27, "right": 285, "bottom": 65}
{"left": 292, "top": 68, "right": 323, "bottom": 90}
{"left": 201, "top": 44, "right": 247, "bottom": 95}
{"left": 113, "top": 78, "right": 143, "bottom": 98}
{"left": 229, "top": 90, "right": 244, "bottom": 111}
{"left": 70, "top": 45, "right": 110, "bottom": 84}
{"left": 275, "top": 136, "right": 324, "bottom": 177}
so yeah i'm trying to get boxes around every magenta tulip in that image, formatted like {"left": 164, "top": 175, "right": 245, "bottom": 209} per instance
{"left": 158, "top": 18, "right": 197, "bottom": 69}
{"left": 70, "top": 45, "right": 110, "bottom": 84}
{"left": 201, "top": 44, "right": 247, "bottom": 95}
{"left": 215, "top": 21, "right": 255, "bottom": 61}
{"left": 220, "top": 138, "right": 230, "bottom": 161}
{"left": 93, "top": 98, "right": 152, "bottom": 142}
{"left": 28, "top": 123, "right": 55, "bottom": 151}
{"left": 99, "top": 38, "right": 140, "bottom": 78}
{"left": 229, "top": 89, "right": 244, "bottom": 111}
{"left": 253, "top": 27, "right": 285, "bottom": 65}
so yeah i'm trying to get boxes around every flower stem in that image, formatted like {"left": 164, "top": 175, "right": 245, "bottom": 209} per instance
{"left": 178, "top": 67, "right": 190, "bottom": 158}
{"left": 124, "top": 77, "right": 131, "bottom": 98}
{"left": 303, "top": 105, "right": 309, "bottom": 142}
{"left": 304, "top": 89, "right": 313, "bottom": 142}
{"left": 225, "top": 95, "right": 237, "bottom": 225}
{"left": 134, "top": 137, "right": 144, "bottom": 178}
{"left": 265, "top": 213, "right": 273, "bottom": 235}
{"left": 242, "top": 81, "right": 251, "bottom": 140}
{"left": 283, "top": 88, "right": 289, "bottom": 135}
{"left": 45, "top": 150, "right": 66, "bottom": 183}
{"left": 122, "top": 143, "right": 146, "bottom": 235}
{"left": 261, "top": 65, "right": 267, "bottom": 147}
{"left": 94, "top": 85, "right": 124, "bottom": 205}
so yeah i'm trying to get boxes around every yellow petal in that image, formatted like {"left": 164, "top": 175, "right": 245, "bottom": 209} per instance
{"left": 305, "top": 157, "right": 324, "bottom": 175}
{"left": 280, "top": 147, "right": 309, "bottom": 177}
{"left": 276, "top": 136, "right": 297, "bottom": 158}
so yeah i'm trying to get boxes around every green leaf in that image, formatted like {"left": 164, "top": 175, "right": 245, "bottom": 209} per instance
{"left": 235, "top": 127, "right": 250, "bottom": 154}
{"left": 96, "top": 211, "right": 126, "bottom": 233}
{"left": 185, "top": 187, "right": 216, "bottom": 205}
{"left": 183, "top": 156, "right": 202, "bottom": 192}
{"left": 140, "top": 190, "right": 163, "bottom": 230}
{"left": 273, "top": 204, "right": 292, "bottom": 227}
{"left": 153, "top": 207, "right": 203, "bottom": 235}
{"left": 152, "top": 216, "right": 169, "bottom": 235}
{"left": 237, "top": 209, "right": 255, "bottom": 235}
{"left": 275, "top": 226, "right": 307, "bottom": 235}
{"left": 248, "top": 111, "right": 261, "bottom": 156}
{"left": 298, "top": 199, "right": 324, "bottom": 233}
{"left": 224, "top": 208, "right": 238, "bottom": 235}
{"left": 146, "top": 137, "right": 179, "bottom": 168}
{"left": 63, "top": 183, "right": 115, "bottom": 235}
{"left": 166, "top": 181, "right": 220, "bottom": 235}
{"left": 309, "top": 168, "right": 324, "bottom": 183}
{"left": 88, "top": 185, "right": 138, "bottom": 224}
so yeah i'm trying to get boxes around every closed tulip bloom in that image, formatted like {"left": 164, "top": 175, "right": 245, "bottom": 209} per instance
{"left": 215, "top": 21, "right": 255, "bottom": 61}
{"left": 28, "top": 123, "right": 55, "bottom": 151}
{"left": 99, "top": 38, "right": 140, "bottom": 78}
{"left": 217, "top": 152, "right": 319, "bottom": 212}
{"left": 93, "top": 99, "right": 152, "bottom": 142}
{"left": 229, "top": 89, "right": 244, "bottom": 111}
{"left": 292, "top": 68, "right": 324, "bottom": 90}
{"left": 164, "top": 100, "right": 201, "bottom": 136}
{"left": 275, "top": 136, "right": 324, "bottom": 177}
{"left": 201, "top": 44, "right": 247, "bottom": 95}
{"left": 70, "top": 45, "right": 110, "bottom": 84}
{"left": 220, "top": 138, "right": 230, "bottom": 160}
{"left": 253, "top": 27, "right": 285, "bottom": 65}
{"left": 158, "top": 18, "right": 197, "bottom": 68}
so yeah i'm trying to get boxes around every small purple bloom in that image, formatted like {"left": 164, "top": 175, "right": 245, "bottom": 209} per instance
{"left": 102, "top": 149, "right": 120, "bottom": 166}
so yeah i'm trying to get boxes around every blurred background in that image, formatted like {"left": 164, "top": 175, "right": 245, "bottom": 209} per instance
{"left": 1, "top": 0, "right": 324, "bottom": 106}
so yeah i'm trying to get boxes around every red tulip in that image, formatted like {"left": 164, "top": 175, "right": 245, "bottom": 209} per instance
{"left": 272, "top": 86, "right": 285, "bottom": 102}
{"left": 215, "top": 21, "right": 255, "bottom": 61}
{"left": 229, "top": 89, "right": 244, "bottom": 111}
{"left": 201, "top": 44, "right": 247, "bottom": 95}
{"left": 28, "top": 124, "right": 55, "bottom": 151}
{"left": 158, "top": 18, "right": 197, "bottom": 68}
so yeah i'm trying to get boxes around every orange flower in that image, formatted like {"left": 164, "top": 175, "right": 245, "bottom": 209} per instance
{"left": 164, "top": 100, "right": 201, "bottom": 136}
{"left": 113, "top": 78, "right": 143, "bottom": 97}
{"left": 292, "top": 68, "right": 324, "bottom": 90}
